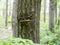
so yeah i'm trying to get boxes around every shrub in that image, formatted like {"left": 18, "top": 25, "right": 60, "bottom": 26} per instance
{"left": 0, "top": 38, "right": 34, "bottom": 45}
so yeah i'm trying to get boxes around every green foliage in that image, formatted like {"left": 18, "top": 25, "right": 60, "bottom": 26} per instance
{"left": 0, "top": 38, "right": 34, "bottom": 45}
{"left": 40, "top": 21, "right": 60, "bottom": 45}
{"left": 0, "top": 17, "right": 5, "bottom": 28}
{"left": 0, "top": 16, "right": 12, "bottom": 28}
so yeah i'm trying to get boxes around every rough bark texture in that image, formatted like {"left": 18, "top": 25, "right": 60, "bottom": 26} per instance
{"left": 12, "top": 0, "right": 41, "bottom": 43}
{"left": 49, "top": 0, "right": 55, "bottom": 32}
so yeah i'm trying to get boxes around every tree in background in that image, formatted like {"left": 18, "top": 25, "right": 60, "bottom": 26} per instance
{"left": 54, "top": 0, "right": 57, "bottom": 24}
{"left": 58, "top": 0, "right": 60, "bottom": 30}
{"left": 12, "top": 0, "right": 41, "bottom": 43}
{"left": 12, "top": 0, "right": 18, "bottom": 37}
{"left": 49, "top": 0, "right": 55, "bottom": 32}
{"left": 44, "top": 0, "right": 46, "bottom": 22}
{"left": 5, "top": 0, "right": 8, "bottom": 27}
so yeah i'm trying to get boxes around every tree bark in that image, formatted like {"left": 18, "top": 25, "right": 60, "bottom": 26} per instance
{"left": 44, "top": 0, "right": 46, "bottom": 22}
{"left": 54, "top": 0, "right": 57, "bottom": 24}
{"left": 5, "top": 0, "right": 8, "bottom": 27}
{"left": 12, "top": 0, "right": 19, "bottom": 37}
{"left": 49, "top": 0, "right": 55, "bottom": 32}
{"left": 12, "top": 0, "right": 41, "bottom": 43}
{"left": 58, "top": 8, "right": 60, "bottom": 30}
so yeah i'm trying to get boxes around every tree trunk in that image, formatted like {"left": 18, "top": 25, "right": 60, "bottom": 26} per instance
{"left": 58, "top": 8, "right": 60, "bottom": 30}
{"left": 12, "top": 0, "right": 41, "bottom": 43}
{"left": 49, "top": 0, "right": 55, "bottom": 32}
{"left": 44, "top": 0, "right": 46, "bottom": 22}
{"left": 54, "top": 0, "right": 57, "bottom": 24}
{"left": 5, "top": 0, "right": 8, "bottom": 27}
{"left": 12, "top": 0, "right": 19, "bottom": 37}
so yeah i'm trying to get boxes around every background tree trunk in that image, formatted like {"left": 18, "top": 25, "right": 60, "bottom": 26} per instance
{"left": 44, "top": 0, "right": 46, "bottom": 22}
{"left": 49, "top": 0, "right": 55, "bottom": 32}
{"left": 58, "top": 8, "right": 60, "bottom": 30}
{"left": 54, "top": 0, "right": 57, "bottom": 24}
{"left": 5, "top": 0, "right": 8, "bottom": 27}
{"left": 12, "top": 0, "right": 19, "bottom": 37}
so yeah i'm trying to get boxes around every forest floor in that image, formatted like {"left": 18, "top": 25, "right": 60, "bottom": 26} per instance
{"left": 0, "top": 27, "right": 46, "bottom": 45}
{"left": 0, "top": 27, "right": 12, "bottom": 39}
